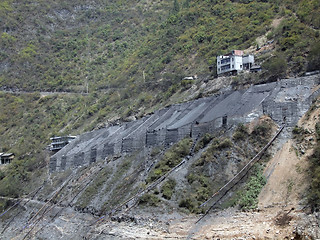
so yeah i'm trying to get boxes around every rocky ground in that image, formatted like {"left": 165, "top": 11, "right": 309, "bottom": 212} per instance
{"left": 1, "top": 132, "right": 319, "bottom": 240}
{"left": 3, "top": 205, "right": 317, "bottom": 239}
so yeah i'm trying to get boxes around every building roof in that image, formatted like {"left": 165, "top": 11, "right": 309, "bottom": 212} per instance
{"left": 50, "top": 136, "right": 76, "bottom": 140}
{"left": 251, "top": 65, "right": 261, "bottom": 69}
{"left": 232, "top": 50, "right": 243, "bottom": 56}
{"left": 0, "top": 153, "right": 14, "bottom": 157}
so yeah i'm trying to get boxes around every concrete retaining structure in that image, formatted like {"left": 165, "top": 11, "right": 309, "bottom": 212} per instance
{"left": 50, "top": 75, "right": 320, "bottom": 172}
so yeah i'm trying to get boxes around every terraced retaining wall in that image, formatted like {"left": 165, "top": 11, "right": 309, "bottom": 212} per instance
{"left": 50, "top": 75, "right": 320, "bottom": 172}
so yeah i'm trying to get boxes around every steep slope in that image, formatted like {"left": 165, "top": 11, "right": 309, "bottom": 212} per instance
{"left": 0, "top": 1, "right": 320, "bottom": 238}
{"left": 1, "top": 97, "right": 319, "bottom": 240}
{"left": 0, "top": 1, "right": 319, "bottom": 203}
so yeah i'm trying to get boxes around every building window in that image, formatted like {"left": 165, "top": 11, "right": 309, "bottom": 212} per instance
{"left": 232, "top": 65, "right": 234, "bottom": 68}
{"left": 221, "top": 58, "right": 230, "bottom": 64}
{"left": 240, "top": 65, "right": 242, "bottom": 69}
{"left": 221, "top": 64, "right": 231, "bottom": 71}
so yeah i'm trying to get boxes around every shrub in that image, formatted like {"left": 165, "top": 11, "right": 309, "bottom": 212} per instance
{"left": 233, "top": 123, "right": 248, "bottom": 141}
{"left": 251, "top": 121, "right": 272, "bottom": 144}
{"left": 179, "top": 197, "right": 195, "bottom": 212}
{"left": 187, "top": 173, "right": 197, "bottom": 184}
{"left": 307, "top": 41, "right": 320, "bottom": 71}
{"left": 0, "top": 199, "right": 12, "bottom": 214}
{"left": 161, "top": 178, "right": 176, "bottom": 200}
{"left": 196, "top": 186, "right": 210, "bottom": 202}
{"left": 292, "top": 125, "right": 308, "bottom": 143}
{"left": 292, "top": 125, "right": 304, "bottom": 135}
{"left": 308, "top": 121, "right": 320, "bottom": 211}
{"left": 218, "top": 139, "right": 232, "bottom": 149}
{"left": 181, "top": 79, "right": 194, "bottom": 90}
{"left": 0, "top": 175, "right": 22, "bottom": 198}
{"left": 238, "top": 164, "right": 266, "bottom": 211}
{"left": 150, "top": 147, "right": 161, "bottom": 157}
{"left": 147, "top": 138, "right": 192, "bottom": 183}
{"left": 185, "top": 173, "right": 211, "bottom": 212}
{"left": 76, "top": 167, "right": 111, "bottom": 208}
{"left": 139, "top": 193, "right": 160, "bottom": 206}
{"left": 262, "top": 54, "right": 287, "bottom": 80}
{"left": 194, "top": 137, "right": 232, "bottom": 166}
{"left": 194, "top": 133, "right": 213, "bottom": 152}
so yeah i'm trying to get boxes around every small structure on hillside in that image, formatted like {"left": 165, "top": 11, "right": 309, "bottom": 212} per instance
{"left": 250, "top": 65, "right": 262, "bottom": 73}
{"left": 0, "top": 153, "right": 15, "bottom": 165}
{"left": 50, "top": 136, "right": 76, "bottom": 152}
{"left": 217, "top": 50, "right": 255, "bottom": 75}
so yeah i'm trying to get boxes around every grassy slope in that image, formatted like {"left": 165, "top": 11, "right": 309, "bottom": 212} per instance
{"left": 0, "top": 0, "right": 319, "bottom": 204}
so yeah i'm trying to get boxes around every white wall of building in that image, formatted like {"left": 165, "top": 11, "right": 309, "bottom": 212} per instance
{"left": 217, "top": 51, "right": 254, "bottom": 75}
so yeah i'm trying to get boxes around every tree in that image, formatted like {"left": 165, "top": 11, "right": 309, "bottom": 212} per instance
{"left": 183, "top": 0, "right": 190, "bottom": 8}
{"left": 173, "top": 0, "right": 180, "bottom": 14}
{"left": 262, "top": 54, "right": 287, "bottom": 80}
{"left": 307, "top": 41, "right": 320, "bottom": 72}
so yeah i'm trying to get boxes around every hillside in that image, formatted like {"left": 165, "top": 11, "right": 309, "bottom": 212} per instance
{"left": 0, "top": 0, "right": 320, "bottom": 239}
{"left": 0, "top": 0, "right": 320, "bottom": 157}
{"left": 0, "top": 95, "right": 319, "bottom": 239}
{"left": 0, "top": 0, "right": 319, "bottom": 192}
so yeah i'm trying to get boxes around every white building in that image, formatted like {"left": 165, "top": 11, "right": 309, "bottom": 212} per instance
{"left": 217, "top": 50, "right": 254, "bottom": 75}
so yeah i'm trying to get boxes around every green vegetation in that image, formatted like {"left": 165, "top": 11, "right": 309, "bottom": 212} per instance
{"left": 237, "top": 164, "right": 266, "bottom": 211}
{"left": 161, "top": 178, "right": 176, "bottom": 200}
{"left": 194, "top": 133, "right": 214, "bottom": 152}
{"left": 76, "top": 167, "right": 111, "bottom": 209}
{"left": 220, "top": 163, "right": 267, "bottom": 210}
{"left": 195, "top": 137, "right": 232, "bottom": 166}
{"left": 139, "top": 193, "right": 160, "bottom": 207}
{"left": 179, "top": 198, "right": 196, "bottom": 212}
{"left": 179, "top": 136, "right": 235, "bottom": 213}
{"left": 292, "top": 125, "right": 305, "bottom": 135}
{"left": 0, "top": 92, "right": 100, "bottom": 199}
{"left": 102, "top": 159, "right": 137, "bottom": 209}
{"left": 308, "top": 121, "right": 320, "bottom": 212}
{"left": 0, "top": 151, "right": 47, "bottom": 198}
{"left": 0, "top": 0, "right": 318, "bottom": 95}
{"left": 147, "top": 138, "right": 192, "bottom": 183}
{"left": 262, "top": 54, "right": 287, "bottom": 81}
{"left": 292, "top": 125, "right": 309, "bottom": 143}
{"left": 307, "top": 41, "right": 320, "bottom": 71}
{"left": 233, "top": 123, "right": 249, "bottom": 141}
{"left": 0, "top": 0, "right": 319, "bottom": 206}
{"left": 178, "top": 119, "right": 275, "bottom": 213}
{"left": 250, "top": 120, "right": 272, "bottom": 146}
{"left": 181, "top": 173, "right": 210, "bottom": 213}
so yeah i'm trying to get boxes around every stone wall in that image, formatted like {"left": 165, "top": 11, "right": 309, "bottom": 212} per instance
{"left": 49, "top": 75, "right": 320, "bottom": 172}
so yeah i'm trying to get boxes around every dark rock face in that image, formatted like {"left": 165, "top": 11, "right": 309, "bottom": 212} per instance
{"left": 50, "top": 75, "right": 320, "bottom": 172}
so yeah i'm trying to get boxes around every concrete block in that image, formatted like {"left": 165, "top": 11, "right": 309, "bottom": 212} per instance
{"left": 90, "top": 147, "right": 97, "bottom": 164}
{"left": 73, "top": 152, "right": 84, "bottom": 167}
{"left": 61, "top": 156, "right": 67, "bottom": 170}
{"left": 49, "top": 157, "right": 57, "bottom": 173}
{"left": 103, "top": 143, "right": 115, "bottom": 157}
